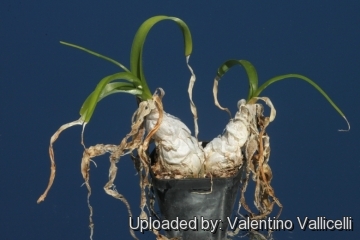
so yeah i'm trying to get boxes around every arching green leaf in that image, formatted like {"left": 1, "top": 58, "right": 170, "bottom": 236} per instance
{"left": 130, "top": 15, "right": 193, "bottom": 100}
{"left": 252, "top": 74, "right": 350, "bottom": 131}
{"left": 80, "top": 72, "right": 142, "bottom": 122}
{"left": 216, "top": 59, "right": 258, "bottom": 101}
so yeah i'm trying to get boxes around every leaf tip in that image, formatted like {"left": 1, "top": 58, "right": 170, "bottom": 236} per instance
{"left": 338, "top": 116, "right": 350, "bottom": 132}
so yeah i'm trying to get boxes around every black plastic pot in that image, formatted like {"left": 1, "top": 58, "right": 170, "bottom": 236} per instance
{"left": 150, "top": 147, "right": 242, "bottom": 240}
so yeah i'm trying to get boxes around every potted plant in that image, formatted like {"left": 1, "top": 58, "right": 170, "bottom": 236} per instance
{"left": 37, "top": 16, "right": 349, "bottom": 240}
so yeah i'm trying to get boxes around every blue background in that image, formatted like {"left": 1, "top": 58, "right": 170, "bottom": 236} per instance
{"left": 1, "top": 1, "right": 359, "bottom": 239}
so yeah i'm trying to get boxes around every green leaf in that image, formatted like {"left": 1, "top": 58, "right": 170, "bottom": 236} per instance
{"left": 252, "top": 74, "right": 349, "bottom": 130}
{"left": 130, "top": 15, "right": 193, "bottom": 100}
{"left": 216, "top": 59, "right": 258, "bottom": 101}
{"left": 80, "top": 82, "right": 142, "bottom": 118}
{"left": 100, "top": 82, "right": 142, "bottom": 99}
{"left": 60, "top": 41, "right": 131, "bottom": 73}
{"left": 80, "top": 72, "right": 142, "bottom": 122}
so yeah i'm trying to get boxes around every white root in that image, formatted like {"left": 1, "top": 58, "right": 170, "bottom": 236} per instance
{"left": 204, "top": 99, "right": 250, "bottom": 174}
{"left": 146, "top": 96, "right": 276, "bottom": 178}
{"left": 146, "top": 99, "right": 204, "bottom": 177}
{"left": 204, "top": 97, "right": 277, "bottom": 175}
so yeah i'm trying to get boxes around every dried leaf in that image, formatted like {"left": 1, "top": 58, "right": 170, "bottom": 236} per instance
{"left": 251, "top": 97, "right": 276, "bottom": 122}
{"left": 186, "top": 55, "right": 200, "bottom": 139}
{"left": 213, "top": 76, "right": 232, "bottom": 118}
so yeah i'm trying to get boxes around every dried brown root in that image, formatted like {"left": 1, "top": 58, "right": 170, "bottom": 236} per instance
{"left": 37, "top": 118, "right": 84, "bottom": 203}
{"left": 78, "top": 91, "right": 165, "bottom": 240}
{"left": 81, "top": 144, "right": 119, "bottom": 240}
{"left": 38, "top": 88, "right": 169, "bottom": 239}
{"left": 232, "top": 100, "right": 281, "bottom": 240}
